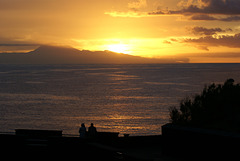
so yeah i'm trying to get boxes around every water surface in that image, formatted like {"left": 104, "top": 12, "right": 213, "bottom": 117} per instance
{"left": 1, "top": 64, "right": 240, "bottom": 136}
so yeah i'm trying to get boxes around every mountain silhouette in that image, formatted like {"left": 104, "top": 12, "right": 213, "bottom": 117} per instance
{"left": 0, "top": 45, "right": 189, "bottom": 64}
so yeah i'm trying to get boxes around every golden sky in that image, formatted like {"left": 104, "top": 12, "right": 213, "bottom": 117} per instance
{"left": 1, "top": 0, "right": 240, "bottom": 63}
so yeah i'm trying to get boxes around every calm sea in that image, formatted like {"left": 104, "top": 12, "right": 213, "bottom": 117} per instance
{"left": 0, "top": 64, "right": 240, "bottom": 136}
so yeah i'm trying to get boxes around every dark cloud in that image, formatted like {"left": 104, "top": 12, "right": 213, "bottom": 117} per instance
{"left": 220, "top": 16, "right": 240, "bottom": 22}
{"left": 189, "top": 14, "right": 218, "bottom": 21}
{"left": 182, "top": 33, "right": 240, "bottom": 51}
{"left": 148, "top": 10, "right": 165, "bottom": 15}
{"left": 149, "top": 0, "right": 240, "bottom": 21}
{"left": 190, "top": 27, "right": 225, "bottom": 36}
{"left": 178, "top": 0, "right": 240, "bottom": 15}
{"left": 189, "top": 14, "right": 240, "bottom": 22}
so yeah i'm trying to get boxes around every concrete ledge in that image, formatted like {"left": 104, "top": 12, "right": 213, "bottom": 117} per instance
{"left": 15, "top": 129, "right": 62, "bottom": 137}
{"left": 97, "top": 132, "right": 119, "bottom": 139}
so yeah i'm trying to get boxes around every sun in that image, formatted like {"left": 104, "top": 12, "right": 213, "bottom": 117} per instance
{"left": 107, "top": 44, "right": 131, "bottom": 54}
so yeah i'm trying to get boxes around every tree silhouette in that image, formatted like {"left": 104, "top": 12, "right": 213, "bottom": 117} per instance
{"left": 170, "top": 79, "right": 240, "bottom": 132}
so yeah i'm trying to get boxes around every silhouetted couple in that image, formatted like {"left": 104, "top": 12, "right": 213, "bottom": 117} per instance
{"left": 79, "top": 123, "right": 97, "bottom": 138}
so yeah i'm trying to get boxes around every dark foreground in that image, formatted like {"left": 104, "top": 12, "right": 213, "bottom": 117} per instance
{"left": 0, "top": 130, "right": 169, "bottom": 161}
{"left": 2, "top": 126, "right": 240, "bottom": 161}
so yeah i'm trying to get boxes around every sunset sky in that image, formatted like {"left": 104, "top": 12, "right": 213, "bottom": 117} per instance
{"left": 1, "top": 0, "right": 240, "bottom": 63}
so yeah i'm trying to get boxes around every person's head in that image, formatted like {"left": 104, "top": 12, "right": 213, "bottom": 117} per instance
{"left": 91, "top": 123, "right": 94, "bottom": 127}
{"left": 81, "top": 123, "right": 85, "bottom": 127}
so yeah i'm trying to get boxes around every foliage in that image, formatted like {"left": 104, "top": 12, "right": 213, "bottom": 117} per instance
{"left": 170, "top": 79, "right": 240, "bottom": 132}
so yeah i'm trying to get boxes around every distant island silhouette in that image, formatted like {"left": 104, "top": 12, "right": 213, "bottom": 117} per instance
{"left": 0, "top": 45, "right": 189, "bottom": 64}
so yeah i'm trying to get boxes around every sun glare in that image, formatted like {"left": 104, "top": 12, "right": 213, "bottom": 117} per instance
{"left": 107, "top": 44, "right": 131, "bottom": 54}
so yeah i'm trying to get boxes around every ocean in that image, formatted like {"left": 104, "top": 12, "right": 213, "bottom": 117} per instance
{"left": 0, "top": 64, "right": 240, "bottom": 136}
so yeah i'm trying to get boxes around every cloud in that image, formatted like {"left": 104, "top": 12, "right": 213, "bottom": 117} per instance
{"left": 189, "top": 26, "right": 226, "bottom": 36}
{"left": 220, "top": 16, "right": 240, "bottom": 22}
{"left": 182, "top": 33, "right": 240, "bottom": 51}
{"left": 173, "top": 26, "right": 239, "bottom": 51}
{"left": 189, "top": 14, "right": 240, "bottom": 21}
{"left": 0, "top": 36, "right": 41, "bottom": 53}
{"left": 104, "top": 11, "right": 149, "bottom": 18}
{"left": 189, "top": 14, "right": 218, "bottom": 20}
{"left": 0, "top": 44, "right": 40, "bottom": 53}
{"left": 148, "top": 10, "right": 165, "bottom": 15}
{"left": 105, "top": 0, "right": 149, "bottom": 17}
{"left": 177, "top": 0, "right": 240, "bottom": 15}
{"left": 147, "top": 0, "right": 240, "bottom": 21}
{"left": 163, "top": 40, "right": 172, "bottom": 44}
{"left": 128, "top": 0, "right": 147, "bottom": 10}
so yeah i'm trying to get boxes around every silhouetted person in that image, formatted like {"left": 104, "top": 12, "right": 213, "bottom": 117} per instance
{"left": 79, "top": 123, "right": 86, "bottom": 138}
{"left": 88, "top": 123, "right": 97, "bottom": 138}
